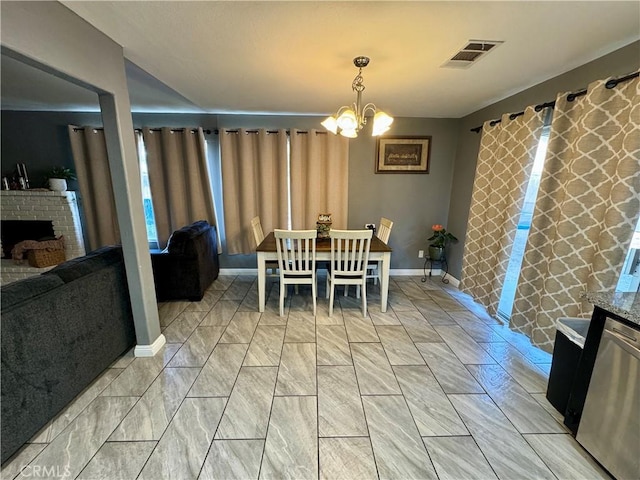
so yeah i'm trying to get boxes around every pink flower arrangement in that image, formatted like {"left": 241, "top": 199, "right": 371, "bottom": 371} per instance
{"left": 428, "top": 224, "right": 457, "bottom": 248}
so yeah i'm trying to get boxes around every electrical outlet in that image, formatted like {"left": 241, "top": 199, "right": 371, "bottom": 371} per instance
{"left": 418, "top": 250, "right": 424, "bottom": 258}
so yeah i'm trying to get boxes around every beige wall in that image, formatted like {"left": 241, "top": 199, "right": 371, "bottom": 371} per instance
{"left": 447, "top": 40, "right": 640, "bottom": 279}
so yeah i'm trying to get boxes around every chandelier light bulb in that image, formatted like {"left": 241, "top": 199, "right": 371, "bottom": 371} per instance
{"left": 322, "top": 56, "right": 393, "bottom": 138}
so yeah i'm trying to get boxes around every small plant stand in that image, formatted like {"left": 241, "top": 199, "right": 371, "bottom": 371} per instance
{"left": 421, "top": 254, "right": 450, "bottom": 284}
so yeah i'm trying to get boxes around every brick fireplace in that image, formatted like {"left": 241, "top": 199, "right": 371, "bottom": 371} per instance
{"left": 1, "top": 190, "right": 86, "bottom": 285}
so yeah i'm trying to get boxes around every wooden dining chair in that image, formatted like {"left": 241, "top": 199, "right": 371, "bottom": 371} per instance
{"left": 327, "top": 229, "right": 372, "bottom": 317}
{"left": 348, "top": 217, "right": 393, "bottom": 298}
{"left": 274, "top": 229, "right": 317, "bottom": 317}
{"left": 252, "top": 216, "right": 280, "bottom": 279}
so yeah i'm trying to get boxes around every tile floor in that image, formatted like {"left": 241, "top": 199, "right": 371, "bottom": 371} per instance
{"left": 2, "top": 275, "right": 612, "bottom": 479}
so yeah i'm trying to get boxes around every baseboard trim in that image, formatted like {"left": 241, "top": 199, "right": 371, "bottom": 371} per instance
{"left": 220, "top": 268, "right": 442, "bottom": 276}
{"left": 134, "top": 334, "right": 166, "bottom": 357}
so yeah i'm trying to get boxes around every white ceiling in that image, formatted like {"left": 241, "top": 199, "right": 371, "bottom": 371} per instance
{"left": 3, "top": 1, "right": 640, "bottom": 118}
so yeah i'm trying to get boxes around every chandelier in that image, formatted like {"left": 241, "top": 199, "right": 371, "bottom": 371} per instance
{"left": 321, "top": 56, "right": 393, "bottom": 138}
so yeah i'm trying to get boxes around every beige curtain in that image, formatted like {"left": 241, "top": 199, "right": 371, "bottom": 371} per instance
{"left": 219, "top": 129, "right": 288, "bottom": 254}
{"left": 143, "top": 127, "right": 218, "bottom": 249}
{"left": 289, "top": 129, "right": 349, "bottom": 230}
{"left": 511, "top": 75, "right": 640, "bottom": 352}
{"left": 460, "top": 106, "right": 546, "bottom": 315}
{"left": 68, "top": 125, "right": 120, "bottom": 250}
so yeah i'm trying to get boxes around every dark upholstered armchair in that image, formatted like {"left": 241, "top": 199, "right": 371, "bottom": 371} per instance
{"left": 150, "top": 221, "right": 220, "bottom": 301}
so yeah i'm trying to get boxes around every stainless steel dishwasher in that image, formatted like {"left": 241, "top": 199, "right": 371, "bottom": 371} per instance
{"left": 576, "top": 317, "right": 640, "bottom": 480}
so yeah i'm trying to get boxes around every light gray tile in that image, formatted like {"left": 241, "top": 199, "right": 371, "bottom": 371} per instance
{"left": 49, "top": 368, "right": 122, "bottom": 440}
{"left": 209, "top": 275, "right": 236, "bottom": 291}
{"left": 523, "top": 433, "right": 611, "bottom": 480}
{"left": 222, "top": 279, "right": 253, "bottom": 300}
{"left": 368, "top": 306, "right": 402, "bottom": 326}
{"left": 448, "top": 394, "right": 555, "bottom": 480}
{"left": 428, "top": 290, "right": 466, "bottom": 311}
{"left": 376, "top": 326, "right": 425, "bottom": 365}
{"left": 397, "top": 311, "right": 443, "bottom": 343}
{"left": 109, "top": 349, "right": 135, "bottom": 369}
{"left": 77, "top": 441, "right": 156, "bottom": 480}
{"left": 318, "top": 366, "right": 368, "bottom": 437}
{"left": 467, "top": 364, "right": 564, "bottom": 434}
{"left": 434, "top": 324, "right": 496, "bottom": 364}
{"left": 109, "top": 367, "right": 199, "bottom": 441}
{"left": 219, "top": 311, "right": 261, "bottom": 343}
{"left": 388, "top": 292, "right": 417, "bottom": 312}
{"left": 27, "top": 422, "right": 51, "bottom": 444}
{"left": 184, "top": 289, "right": 223, "bottom": 312}
{"left": 1, "top": 444, "right": 46, "bottom": 480}
{"left": 284, "top": 312, "right": 316, "bottom": 343}
{"left": 138, "top": 397, "right": 226, "bottom": 480}
{"left": 200, "top": 300, "right": 240, "bottom": 326}
{"left": 362, "top": 395, "right": 437, "bottom": 479}
{"left": 259, "top": 309, "right": 289, "bottom": 326}
{"left": 344, "top": 315, "right": 380, "bottom": 342}
{"left": 316, "top": 305, "right": 345, "bottom": 325}
{"left": 479, "top": 342, "right": 548, "bottom": 393}
{"left": 393, "top": 365, "right": 468, "bottom": 436}
{"left": 216, "top": 367, "right": 278, "bottom": 439}
{"left": 158, "top": 301, "right": 190, "bottom": 327}
{"left": 416, "top": 342, "right": 484, "bottom": 394}
{"left": 168, "top": 326, "right": 225, "bottom": 367}
{"left": 398, "top": 281, "right": 430, "bottom": 300}
{"left": 449, "top": 312, "right": 507, "bottom": 343}
{"left": 260, "top": 396, "right": 318, "bottom": 480}
{"left": 351, "top": 343, "right": 401, "bottom": 395}
{"left": 530, "top": 393, "right": 572, "bottom": 429}
{"left": 319, "top": 437, "right": 378, "bottom": 480}
{"left": 316, "top": 325, "right": 352, "bottom": 366}
{"left": 201, "top": 439, "right": 264, "bottom": 480}
{"left": 163, "top": 311, "right": 206, "bottom": 343}
{"left": 423, "top": 436, "right": 498, "bottom": 480}
{"left": 275, "top": 343, "right": 316, "bottom": 396}
{"left": 188, "top": 343, "right": 248, "bottom": 397}
{"left": 101, "top": 344, "right": 181, "bottom": 396}
{"left": 412, "top": 299, "right": 454, "bottom": 325}
{"left": 27, "top": 396, "right": 138, "bottom": 479}
{"left": 244, "top": 325, "right": 286, "bottom": 366}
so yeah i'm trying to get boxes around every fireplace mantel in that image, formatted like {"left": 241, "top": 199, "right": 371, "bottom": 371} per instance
{"left": 1, "top": 190, "right": 86, "bottom": 285}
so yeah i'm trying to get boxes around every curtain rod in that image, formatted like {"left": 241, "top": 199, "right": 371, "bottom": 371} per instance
{"left": 73, "top": 127, "right": 213, "bottom": 134}
{"left": 470, "top": 71, "right": 639, "bottom": 133}
{"left": 72, "top": 127, "right": 325, "bottom": 136}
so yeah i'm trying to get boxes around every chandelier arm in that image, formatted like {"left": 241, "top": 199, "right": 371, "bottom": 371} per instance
{"left": 361, "top": 103, "right": 377, "bottom": 118}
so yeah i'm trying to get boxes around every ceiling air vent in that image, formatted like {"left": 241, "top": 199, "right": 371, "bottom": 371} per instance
{"left": 442, "top": 40, "right": 503, "bottom": 69}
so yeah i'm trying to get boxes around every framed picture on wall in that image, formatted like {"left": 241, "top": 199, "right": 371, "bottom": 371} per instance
{"left": 375, "top": 136, "right": 431, "bottom": 174}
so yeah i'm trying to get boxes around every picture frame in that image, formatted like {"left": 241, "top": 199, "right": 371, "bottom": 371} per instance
{"left": 375, "top": 136, "right": 431, "bottom": 174}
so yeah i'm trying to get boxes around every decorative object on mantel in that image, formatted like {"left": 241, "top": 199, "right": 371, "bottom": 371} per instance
{"left": 321, "top": 56, "right": 393, "bottom": 138}
{"left": 427, "top": 224, "right": 457, "bottom": 261}
{"left": 45, "top": 166, "right": 76, "bottom": 192}
{"left": 11, "top": 236, "right": 65, "bottom": 267}
{"left": 316, "top": 213, "right": 332, "bottom": 239}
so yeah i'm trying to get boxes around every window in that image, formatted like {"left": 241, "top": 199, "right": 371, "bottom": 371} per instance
{"left": 135, "top": 132, "right": 159, "bottom": 248}
{"left": 616, "top": 217, "right": 640, "bottom": 293}
{"left": 497, "top": 125, "right": 550, "bottom": 321}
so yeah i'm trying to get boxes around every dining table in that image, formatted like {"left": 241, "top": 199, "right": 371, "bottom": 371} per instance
{"left": 256, "top": 231, "right": 393, "bottom": 313}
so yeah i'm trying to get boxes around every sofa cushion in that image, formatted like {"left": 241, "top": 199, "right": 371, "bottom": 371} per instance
{"left": 45, "top": 245, "right": 123, "bottom": 283}
{"left": 168, "top": 221, "right": 210, "bottom": 255}
{"left": 1, "top": 275, "right": 65, "bottom": 310}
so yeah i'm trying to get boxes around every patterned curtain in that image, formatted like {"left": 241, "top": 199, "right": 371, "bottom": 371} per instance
{"left": 219, "top": 129, "right": 289, "bottom": 254}
{"left": 510, "top": 75, "right": 640, "bottom": 352}
{"left": 460, "top": 106, "right": 546, "bottom": 315}
{"left": 289, "top": 129, "right": 349, "bottom": 230}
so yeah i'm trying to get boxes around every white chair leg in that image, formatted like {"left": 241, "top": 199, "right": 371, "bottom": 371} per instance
{"left": 279, "top": 282, "right": 285, "bottom": 317}
{"left": 328, "top": 278, "right": 335, "bottom": 317}
{"left": 361, "top": 281, "right": 367, "bottom": 317}
{"left": 344, "top": 286, "right": 349, "bottom": 297}
{"left": 356, "top": 284, "right": 361, "bottom": 299}
{"left": 312, "top": 275, "right": 317, "bottom": 317}
{"left": 326, "top": 277, "right": 330, "bottom": 299}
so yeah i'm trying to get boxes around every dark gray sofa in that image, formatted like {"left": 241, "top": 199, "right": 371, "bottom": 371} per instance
{"left": 1, "top": 246, "right": 136, "bottom": 464}
{"left": 151, "top": 220, "right": 220, "bottom": 301}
